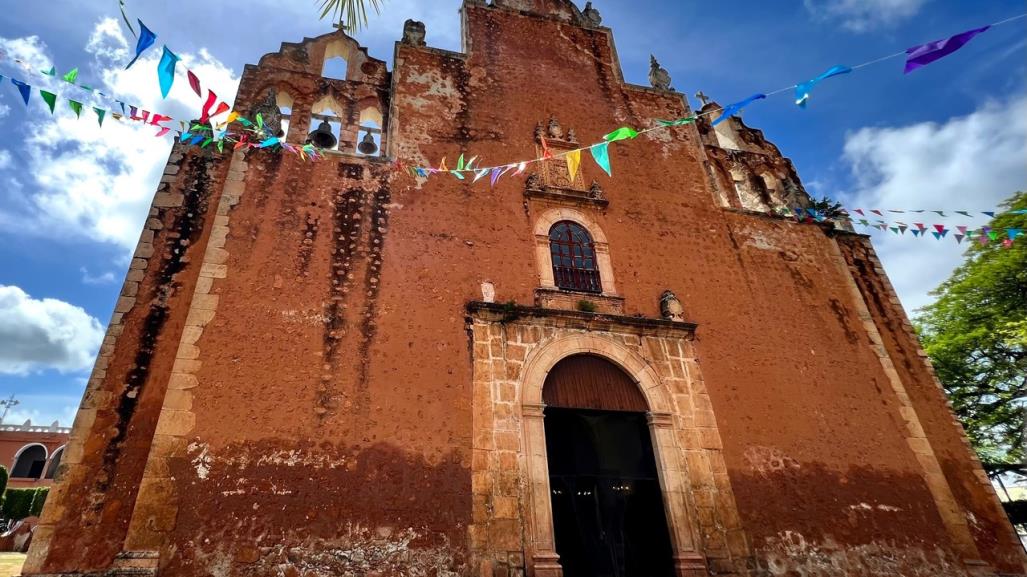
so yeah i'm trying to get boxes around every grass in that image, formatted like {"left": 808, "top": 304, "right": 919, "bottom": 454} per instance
{"left": 0, "top": 553, "right": 25, "bottom": 577}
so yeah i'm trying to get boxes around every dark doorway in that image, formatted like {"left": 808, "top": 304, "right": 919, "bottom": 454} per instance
{"left": 542, "top": 355, "right": 674, "bottom": 577}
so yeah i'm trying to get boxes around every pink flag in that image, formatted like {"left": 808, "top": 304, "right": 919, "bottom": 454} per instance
{"left": 187, "top": 70, "right": 202, "bottom": 97}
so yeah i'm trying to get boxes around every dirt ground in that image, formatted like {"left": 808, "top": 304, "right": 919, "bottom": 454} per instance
{"left": 0, "top": 553, "right": 24, "bottom": 577}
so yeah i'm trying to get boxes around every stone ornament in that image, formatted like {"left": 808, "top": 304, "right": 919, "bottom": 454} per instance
{"left": 582, "top": 2, "right": 603, "bottom": 27}
{"left": 402, "top": 19, "right": 426, "bottom": 46}
{"left": 660, "top": 290, "right": 685, "bottom": 322}
{"left": 481, "top": 281, "right": 496, "bottom": 304}
{"left": 588, "top": 181, "right": 605, "bottom": 200}
{"left": 649, "top": 55, "right": 673, "bottom": 92}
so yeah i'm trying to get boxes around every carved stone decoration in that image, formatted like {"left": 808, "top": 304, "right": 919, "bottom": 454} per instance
{"left": 582, "top": 2, "right": 603, "bottom": 27}
{"left": 566, "top": 128, "right": 578, "bottom": 143}
{"left": 534, "top": 122, "right": 545, "bottom": 143}
{"left": 250, "top": 89, "right": 283, "bottom": 138}
{"left": 660, "top": 290, "right": 685, "bottom": 322}
{"left": 525, "top": 173, "right": 543, "bottom": 192}
{"left": 588, "top": 181, "right": 605, "bottom": 200}
{"left": 402, "top": 19, "right": 426, "bottom": 46}
{"left": 649, "top": 55, "right": 673, "bottom": 92}
{"left": 481, "top": 281, "right": 496, "bottom": 304}
{"left": 547, "top": 116, "right": 564, "bottom": 140}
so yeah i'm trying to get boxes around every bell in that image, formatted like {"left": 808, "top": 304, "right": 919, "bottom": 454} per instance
{"left": 358, "top": 131, "right": 379, "bottom": 155}
{"left": 307, "top": 120, "right": 338, "bottom": 150}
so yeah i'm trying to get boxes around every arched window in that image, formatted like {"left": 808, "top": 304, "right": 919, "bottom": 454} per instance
{"left": 277, "top": 91, "right": 295, "bottom": 141}
{"left": 44, "top": 446, "right": 65, "bottom": 480}
{"left": 322, "top": 39, "right": 350, "bottom": 80}
{"left": 11, "top": 444, "right": 48, "bottom": 479}
{"left": 549, "top": 221, "right": 602, "bottom": 293}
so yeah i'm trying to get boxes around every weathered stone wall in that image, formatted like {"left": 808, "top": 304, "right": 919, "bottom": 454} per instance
{"left": 23, "top": 1, "right": 1024, "bottom": 576}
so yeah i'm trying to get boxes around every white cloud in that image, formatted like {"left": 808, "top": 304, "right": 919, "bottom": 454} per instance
{"left": 841, "top": 95, "right": 1027, "bottom": 313}
{"left": 0, "top": 19, "right": 239, "bottom": 254}
{"left": 0, "top": 34, "right": 52, "bottom": 71}
{"left": 0, "top": 285, "right": 104, "bottom": 375}
{"left": 0, "top": 103, "right": 10, "bottom": 120}
{"left": 80, "top": 267, "right": 117, "bottom": 285}
{"left": 0, "top": 150, "right": 11, "bottom": 170}
{"left": 4, "top": 402, "right": 79, "bottom": 429}
{"left": 804, "top": 0, "right": 929, "bottom": 32}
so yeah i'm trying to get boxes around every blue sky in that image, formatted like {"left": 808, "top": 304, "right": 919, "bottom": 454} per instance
{"left": 0, "top": 0, "right": 1024, "bottom": 426}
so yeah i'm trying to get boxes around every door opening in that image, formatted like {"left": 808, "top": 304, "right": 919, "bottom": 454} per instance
{"left": 544, "top": 406, "right": 674, "bottom": 577}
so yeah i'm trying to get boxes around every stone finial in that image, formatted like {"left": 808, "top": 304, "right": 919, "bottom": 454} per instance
{"left": 547, "top": 116, "right": 564, "bottom": 140}
{"left": 588, "top": 181, "right": 605, "bottom": 200}
{"left": 480, "top": 281, "right": 496, "bottom": 303}
{"left": 525, "top": 173, "right": 543, "bottom": 191}
{"left": 250, "top": 89, "right": 283, "bottom": 138}
{"left": 582, "top": 2, "right": 603, "bottom": 27}
{"left": 649, "top": 55, "right": 673, "bottom": 92}
{"left": 402, "top": 19, "right": 427, "bottom": 46}
{"left": 566, "top": 128, "right": 578, "bottom": 143}
{"left": 660, "top": 290, "right": 685, "bottom": 322}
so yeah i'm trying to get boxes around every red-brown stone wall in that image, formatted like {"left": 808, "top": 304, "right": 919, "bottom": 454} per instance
{"left": 22, "top": 2, "right": 1023, "bottom": 576}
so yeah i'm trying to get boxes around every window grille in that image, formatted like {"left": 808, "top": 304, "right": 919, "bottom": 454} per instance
{"left": 549, "top": 221, "right": 602, "bottom": 293}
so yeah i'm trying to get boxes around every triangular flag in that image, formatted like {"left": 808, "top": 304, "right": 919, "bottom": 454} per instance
{"left": 932, "top": 211, "right": 946, "bottom": 217}
{"left": 889, "top": 227, "right": 899, "bottom": 234}
{"left": 988, "top": 230, "right": 1000, "bottom": 241}
{"left": 438, "top": 157, "right": 448, "bottom": 172}
{"left": 490, "top": 167, "right": 504, "bottom": 187}
{"left": 157, "top": 46, "right": 180, "bottom": 98}
{"left": 1003, "top": 239, "right": 1014, "bottom": 249}
{"left": 955, "top": 211, "right": 971, "bottom": 217}
{"left": 11, "top": 78, "right": 31, "bottom": 105}
{"left": 473, "top": 168, "right": 489, "bottom": 183}
{"left": 656, "top": 117, "right": 696, "bottom": 127}
{"left": 954, "top": 234, "right": 965, "bottom": 244}
{"left": 566, "top": 149, "right": 582, "bottom": 180}
{"left": 1009, "top": 228, "right": 1023, "bottom": 240}
{"left": 853, "top": 209, "right": 865, "bottom": 216}
{"left": 933, "top": 224, "right": 946, "bottom": 233}
{"left": 62, "top": 68, "right": 79, "bottom": 83}
{"left": 540, "top": 136, "right": 554, "bottom": 160}
{"left": 898, "top": 225, "right": 908, "bottom": 234}
{"left": 154, "top": 127, "right": 171, "bottom": 137}
{"left": 858, "top": 219, "right": 869, "bottom": 227}
{"left": 590, "top": 142, "right": 612, "bottom": 176}
{"left": 912, "top": 229, "right": 922, "bottom": 237}
{"left": 187, "top": 70, "right": 202, "bottom": 97}
{"left": 39, "top": 90, "right": 56, "bottom": 114}
{"left": 199, "top": 90, "right": 217, "bottom": 124}
{"left": 42, "top": 67, "right": 55, "bottom": 76}
{"left": 604, "top": 127, "right": 638, "bottom": 142}
{"left": 794, "top": 65, "right": 851, "bottom": 108}
{"left": 914, "top": 223, "right": 926, "bottom": 232}
{"left": 871, "top": 209, "right": 883, "bottom": 216}
{"left": 93, "top": 107, "right": 106, "bottom": 126}
{"left": 931, "top": 232, "right": 942, "bottom": 240}
{"left": 125, "top": 20, "right": 157, "bottom": 69}
{"left": 712, "top": 93, "right": 766, "bottom": 126}
{"left": 451, "top": 170, "right": 465, "bottom": 180}
{"left": 258, "top": 137, "right": 279, "bottom": 148}
{"left": 456, "top": 153, "right": 465, "bottom": 171}
{"left": 983, "top": 211, "right": 995, "bottom": 217}
{"left": 956, "top": 226, "right": 968, "bottom": 235}
{"left": 69, "top": 100, "right": 83, "bottom": 118}
{"left": 515, "top": 162, "right": 527, "bottom": 175}
{"left": 904, "top": 25, "right": 990, "bottom": 74}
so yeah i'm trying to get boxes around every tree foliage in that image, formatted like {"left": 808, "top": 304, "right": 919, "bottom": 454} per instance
{"left": 318, "top": 0, "right": 384, "bottom": 31}
{"left": 915, "top": 192, "right": 1026, "bottom": 465}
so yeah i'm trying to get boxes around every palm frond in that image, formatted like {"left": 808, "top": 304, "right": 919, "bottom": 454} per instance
{"left": 317, "top": 0, "right": 384, "bottom": 31}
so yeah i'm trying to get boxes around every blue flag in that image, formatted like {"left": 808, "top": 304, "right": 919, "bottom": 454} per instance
{"left": 712, "top": 93, "right": 766, "bottom": 126}
{"left": 125, "top": 20, "right": 157, "bottom": 69}
{"left": 590, "top": 143, "right": 612, "bottom": 176}
{"left": 795, "top": 65, "right": 852, "bottom": 108}
{"left": 157, "top": 46, "right": 180, "bottom": 98}
{"left": 10, "top": 78, "right": 31, "bottom": 105}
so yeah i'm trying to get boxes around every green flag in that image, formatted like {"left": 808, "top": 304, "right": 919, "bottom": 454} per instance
{"left": 40, "top": 90, "right": 57, "bottom": 114}
{"left": 456, "top": 153, "right": 465, "bottom": 171}
{"left": 62, "top": 68, "right": 79, "bottom": 83}
{"left": 93, "top": 107, "right": 106, "bottom": 126}
{"left": 69, "top": 100, "right": 83, "bottom": 118}
{"left": 657, "top": 117, "right": 695, "bottom": 127}
{"left": 604, "top": 126, "right": 638, "bottom": 142}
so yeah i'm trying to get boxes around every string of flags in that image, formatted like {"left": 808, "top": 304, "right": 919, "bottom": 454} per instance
{"left": 786, "top": 207, "right": 1026, "bottom": 247}
{"left": 409, "top": 13, "right": 1026, "bottom": 187}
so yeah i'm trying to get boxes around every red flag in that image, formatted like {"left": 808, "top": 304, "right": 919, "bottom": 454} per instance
{"left": 149, "top": 113, "right": 171, "bottom": 126}
{"left": 540, "top": 136, "right": 554, "bottom": 160}
{"left": 853, "top": 209, "right": 865, "bottom": 216}
{"left": 154, "top": 127, "right": 171, "bottom": 137}
{"left": 870, "top": 209, "right": 883, "bottom": 216}
{"left": 187, "top": 70, "right": 202, "bottom": 97}
{"left": 211, "top": 101, "right": 230, "bottom": 119}
{"left": 199, "top": 91, "right": 218, "bottom": 124}
{"left": 933, "top": 224, "right": 946, "bottom": 233}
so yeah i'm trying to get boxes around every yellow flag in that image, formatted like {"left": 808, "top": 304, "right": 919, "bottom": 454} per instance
{"left": 566, "top": 149, "right": 582, "bottom": 180}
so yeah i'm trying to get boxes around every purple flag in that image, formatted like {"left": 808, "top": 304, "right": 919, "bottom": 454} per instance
{"left": 904, "top": 26, "right": 990, "bottom": 74}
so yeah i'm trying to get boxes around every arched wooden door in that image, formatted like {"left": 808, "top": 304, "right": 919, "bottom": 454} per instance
{"left": 543, "top": 354, "right": 675, "bottom": 577}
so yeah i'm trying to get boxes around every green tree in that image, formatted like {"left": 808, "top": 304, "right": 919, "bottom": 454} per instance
{"left": 318, "top": 0, "right": 384, "bottom": 31}
{"left": 915, "top": 192, "right": 1026, "bottom": 465}
{"left": 0, "top": 466, "right": 7, "bottom": 496}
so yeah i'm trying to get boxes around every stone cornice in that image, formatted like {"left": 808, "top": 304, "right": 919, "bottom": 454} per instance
{"left": 467, "top": 301, "right": 697, "bottom": 338}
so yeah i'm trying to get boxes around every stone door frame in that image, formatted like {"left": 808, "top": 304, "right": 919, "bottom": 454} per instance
{"left": 518, "top": 335, "right": 707, "bottom": 577}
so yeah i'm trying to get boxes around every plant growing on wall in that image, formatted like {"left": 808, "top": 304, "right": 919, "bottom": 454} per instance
{"left": 318, "top": 0, "right": 385, "bottom": 31}
{"left": 916, "top": 191, "right": 1027, "bottom": 465}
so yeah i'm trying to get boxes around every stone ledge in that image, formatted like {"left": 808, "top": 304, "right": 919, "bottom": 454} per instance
{"left": 467, "top": 301, "right": 697, "bottom": 338}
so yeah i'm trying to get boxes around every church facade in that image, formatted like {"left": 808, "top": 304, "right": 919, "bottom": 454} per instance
{"left": 22, "top": 1, "right": 1025, "bottom": 576}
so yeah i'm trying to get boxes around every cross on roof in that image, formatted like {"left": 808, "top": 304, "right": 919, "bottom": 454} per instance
{"left": 695, "top": 90, "right": 710, "bottom": 106}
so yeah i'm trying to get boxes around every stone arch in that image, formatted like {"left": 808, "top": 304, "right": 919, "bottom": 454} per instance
{"left": 520, "top": 334, "right": 671, "bottom": 414}
{"left": 532, "top": 207, "right": 617, "bottom": 295}
{"left": 517, "top": 333, "right": 703, "bottom": 577}
{"left": 11, "top": 443, "right": 48, "bottom": 479}
{"left": 44, "top": 445, "right": 66, "bottom": 480}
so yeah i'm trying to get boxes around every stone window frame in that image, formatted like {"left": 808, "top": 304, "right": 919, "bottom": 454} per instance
{"left": 44, "top": 444, "right": 66, "bottom": 480}
{"left": 533, "top": 207, "right": 618, "bottom": 297}
{"left": 518, "top": 334, "right": 706, "bottom": 577}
